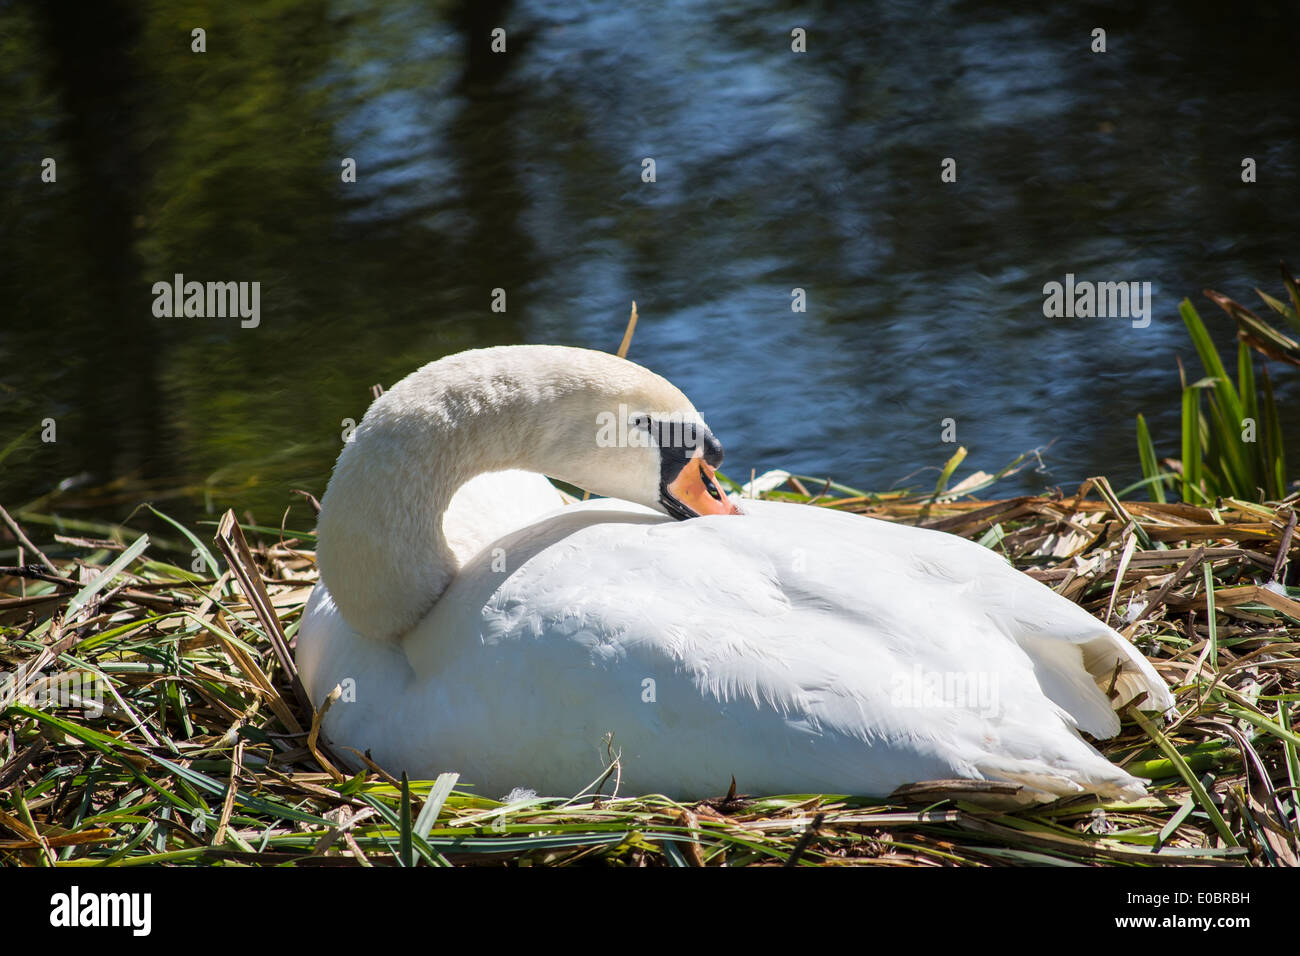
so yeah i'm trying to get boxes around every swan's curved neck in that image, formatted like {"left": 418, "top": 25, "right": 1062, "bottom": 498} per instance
{"left": 314, "top": 346, "right": 682, "bottom": 642}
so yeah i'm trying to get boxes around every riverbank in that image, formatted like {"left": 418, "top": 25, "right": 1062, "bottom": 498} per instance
{"left": 1, "top": 474, "right": 1297, "bottom": 866}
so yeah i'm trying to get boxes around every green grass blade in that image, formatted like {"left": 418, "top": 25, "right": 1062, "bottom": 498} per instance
{"left": 1281, "top": 263, "right": 1300, "bottom": 333}
{"left": 1156, "top": 798, "right": 1195, "bottom": 847}
{"left": 1237, "top": 340, "right": 1258, "bottom": 427}
{"left": 1180, "top": 299, "right": 1242, "bottom": 418}
{"left": 1281, "top": 702, "right": 1300, "bottom": 835}
{"left": 1135, "top": 414, "right": 1166, "bottom": 503}
{"left": 932, "top": 446, "right": 967, "bottom": 501}
{"left": 1203, "top": 561, "right": 1217, "bottom": 663}
{"left": 1128, "top": 708, "right": 1239, "bottom": 848}
{"left": 1180, "top": 299, "right": 1255, "bottom": 495}
{"left": 399, "top": 773, "right": 414, "bottom": 867}
{"left": 65, "top": 535, "right": 150, "bottom": 620}
{"left": 1221, "top": 706, "right": 1300, "bottom": 750}
{"left": 1204, "top": 393, "right": 1253, "bottom": 496}
{"left": 1261, "top": 366, "right": 1286, "bottom": 499}
{"left": 1255, "top": 288, "right": 1300, "bottom": 332}
{"left": 1115, "top": 473, "right": 1178, "bottom": 500}
{"left": 1180, "top": 386, "right": 1206, "bottom": 503}
{"left": 147, "top": 505, "right": 222, "bottom": 579}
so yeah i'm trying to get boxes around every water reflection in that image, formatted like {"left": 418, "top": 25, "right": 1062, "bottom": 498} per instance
{"left": 1, "top": 0, "right": 1296, "bottom": 539}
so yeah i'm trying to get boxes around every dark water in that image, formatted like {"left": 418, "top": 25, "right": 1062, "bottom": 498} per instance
{"left": 2, "top": 0, "right": 1297, "bottom": 544}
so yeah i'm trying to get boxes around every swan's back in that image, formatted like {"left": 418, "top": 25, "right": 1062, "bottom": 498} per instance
{"left": 299, "top": 498, "right": 1170, "bottom": 801}
{"left": 441, "top": 469, "right": 569, "bottom": 564}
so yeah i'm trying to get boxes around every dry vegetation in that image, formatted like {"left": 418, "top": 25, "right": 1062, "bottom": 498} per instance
{"left": 2, "top": 466, "right": 1298, "bottom": 867}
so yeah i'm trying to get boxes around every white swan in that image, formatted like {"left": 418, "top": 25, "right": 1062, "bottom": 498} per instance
{"left": 296, "top": 345, "right": 1174, "bottom": 801}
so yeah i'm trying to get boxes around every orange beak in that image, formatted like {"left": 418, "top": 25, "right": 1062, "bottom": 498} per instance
{"left": 666, "top": 458, "right": 742, "bottom": 517}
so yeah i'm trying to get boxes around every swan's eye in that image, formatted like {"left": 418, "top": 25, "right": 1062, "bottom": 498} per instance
{"left": 700, "top": 464, "right": 722, "bottom": 501}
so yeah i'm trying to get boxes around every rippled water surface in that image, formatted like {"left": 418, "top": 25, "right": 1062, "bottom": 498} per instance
{"left": 2, "top": 1, "right": 1297, "bottom": 529}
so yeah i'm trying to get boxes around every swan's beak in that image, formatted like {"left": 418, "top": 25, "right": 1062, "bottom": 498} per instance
{"left": 663, "top": 460, "right": 742, "bottom": 519}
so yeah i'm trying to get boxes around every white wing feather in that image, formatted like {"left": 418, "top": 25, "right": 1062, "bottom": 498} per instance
{"left": 298, "top": 497, "right": 1171, "bottom": 801}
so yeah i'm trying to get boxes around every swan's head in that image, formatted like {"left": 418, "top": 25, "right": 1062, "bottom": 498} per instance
{"left": 549, "top": 393, "right": 742, "bottom": 520}
{"left": 636, "top": 410, "right": 741, "bottom": 519}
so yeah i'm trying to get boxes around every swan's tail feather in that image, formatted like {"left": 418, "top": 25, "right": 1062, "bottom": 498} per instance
{"left": 1019, "top": 627, "right": 1174, "bottom": 740}
{"left": 1079, "top": 630, "right": 1177, "bottom": 714}
{"left": 976, "top": 757, "right": 1149, "bottom": 803}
